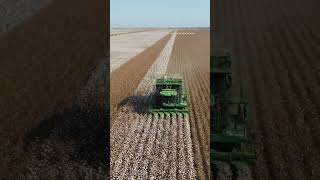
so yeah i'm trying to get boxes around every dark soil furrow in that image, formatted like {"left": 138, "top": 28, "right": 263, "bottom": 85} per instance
{"left": 276, "top": 5, "right": 320, "bottom": 153}
{"left": 215, "top": 0, "right": 320, "bottom": 179}
{"left": 259, "top": 6, "right": 313, "bottom": 179}
{"left": 237, "top": 1, "right": 274, "bottom": 179}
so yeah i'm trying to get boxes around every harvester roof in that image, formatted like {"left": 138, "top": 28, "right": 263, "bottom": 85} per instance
{"left": 160, "top": 89, "right": 177, "bottom": 96}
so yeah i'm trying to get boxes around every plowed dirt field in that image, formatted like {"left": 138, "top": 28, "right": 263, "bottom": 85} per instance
{"left": 213, "top": 0, "right": 320, "bottom": 179}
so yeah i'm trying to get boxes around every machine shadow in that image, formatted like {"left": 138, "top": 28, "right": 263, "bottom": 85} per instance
{"left": 118, "top": 95, "right": 153, "bottom": 114}
{"left": 23, "top": 103, "right": 108, "bottom": 170}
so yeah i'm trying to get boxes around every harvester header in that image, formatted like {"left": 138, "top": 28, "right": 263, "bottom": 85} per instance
{"left": 155, "top": 75, "right": 183, "bottom": 84}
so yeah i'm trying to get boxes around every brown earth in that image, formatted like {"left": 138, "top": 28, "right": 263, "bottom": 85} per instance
{"left": 213, "top": 0, "right": 320, "bottom": 179}
{"left": 0, "top": 0, "right": 108, "bottom": 178}
{"left": 0, "top": 0, "right": 107, "bottom": 135}
{"left": 167, "top": 30, "right": 210, "bottom": 180}
{"left": 110, "top": 34, "right": 171, "bottom": 125}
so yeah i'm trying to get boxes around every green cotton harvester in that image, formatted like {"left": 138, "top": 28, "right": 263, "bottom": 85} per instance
{"left": 149, "top": 74, "right": 189, "bottom": 118}
{"left": 211, "top": 49, "right": 256, "bottom": 176}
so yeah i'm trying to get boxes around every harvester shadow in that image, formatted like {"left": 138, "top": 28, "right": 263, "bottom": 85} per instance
{"left": 118, "top": 95, "right": 153, "bottom": 115}
{"left": 23, "top": 103, "right": 108, "bottom": 170}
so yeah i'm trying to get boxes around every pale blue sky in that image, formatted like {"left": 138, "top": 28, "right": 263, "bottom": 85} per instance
{"left": 111, "top": 0, "right": 210, "bottom": 28}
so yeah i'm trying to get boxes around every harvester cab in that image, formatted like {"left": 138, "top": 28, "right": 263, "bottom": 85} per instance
{"left": 211, "top": 49, "right": 256, "bottom": 176}
{"left": 149, "top": 74, "right": 189, "bottom": 118}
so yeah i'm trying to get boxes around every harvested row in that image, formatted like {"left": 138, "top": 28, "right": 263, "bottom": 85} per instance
{"left": 111, "top": 31, "right": 197, "bottom": 179}
{"left": 166, "top": 30, "right": 210, "bottom": 180}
